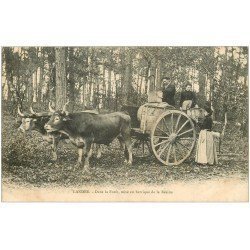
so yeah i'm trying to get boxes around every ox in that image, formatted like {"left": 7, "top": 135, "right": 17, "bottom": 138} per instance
{"left": 18, "top": 105, "right": 68, "bottom": 162}
{"left": 44, "top": 110, "right": 133, "bottom": 173}
{"left": 18, "top": 103, "right": 102, "bottom": 162}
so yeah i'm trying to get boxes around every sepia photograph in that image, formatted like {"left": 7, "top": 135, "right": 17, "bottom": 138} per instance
{"left": 1, "top": 1, "right": 250, "bottom": 250}
{"left": 1, "top": 46, "right": 248, "bottom": 201}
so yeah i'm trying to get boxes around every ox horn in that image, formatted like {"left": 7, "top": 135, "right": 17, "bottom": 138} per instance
{"left": 30, "top": 106, "right": 36, "bottom": 115}
{"left": 62, "top": 101, "right": 70, "bottom": 112}
{"left": 49, "top": 101, "right": 55, "bottom": 112}
{"left": 17, "top": 106, "right": 25, "bottom": 117}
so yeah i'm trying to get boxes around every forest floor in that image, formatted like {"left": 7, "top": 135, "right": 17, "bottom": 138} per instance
{"left": 1, "top": 113, "right": 249, "bottom": 191}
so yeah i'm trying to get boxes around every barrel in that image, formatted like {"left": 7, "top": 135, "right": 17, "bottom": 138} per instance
{"left": 137, "top": 102, "right": 174, "bottom": 133}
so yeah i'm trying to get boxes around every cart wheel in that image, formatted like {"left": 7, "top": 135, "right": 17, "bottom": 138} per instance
{"left": 131, "top": 136, "right": 152, "bottom": 158}
{"left": 150, "top": 110, "right": 196, "bottom": 166}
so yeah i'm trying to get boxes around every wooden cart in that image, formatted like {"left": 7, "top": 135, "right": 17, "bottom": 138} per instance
{"left": 123, "top": 102, "right": 206, "bottom": 166}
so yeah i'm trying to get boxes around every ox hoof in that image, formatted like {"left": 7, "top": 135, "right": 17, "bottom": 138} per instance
{"left": 124, "top": 159, "right": 132, "bottom": 166}
{"left": 75, "top": 162, "right": 82, "bottom": 169}
{"left": 126, "top": 161, "right": 132, "bottom": 166}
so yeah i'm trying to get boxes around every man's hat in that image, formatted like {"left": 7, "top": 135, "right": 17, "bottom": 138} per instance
{"left": 185, "top": 83, "right": 192, "bottom": 87}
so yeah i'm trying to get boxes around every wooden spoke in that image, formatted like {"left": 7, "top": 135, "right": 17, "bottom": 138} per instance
{"left": 151, "top": 110, "right": 196, "bottom": 166}
{"left": 163, "top": 118, "right": 172, "bottom": 135}
{"left": 174, "top": 113, "right": 182, "bottom": 133}
{"left": 153, "top": 135, "right": 169, "bottom": 139}
{"left": 174, "top": 141, "right": 181, "bottom": 155}
{"left": 153, "top": 139, "right": 170, "bottom": 148}
{"left": 172, "top": 144, "right": 177, "bottom": 163}
{"left": 177, "top": 128, "right": 194, "bottom": 137}
{"left": 171, "top": 113, "right": 174, "bottom": 133}
{"left": 178, "top": 137, "right": 193, "bottom": 140}
{"left": 157, "top": 141, "right": 171, "bottom": 157}
{"left": 142, "top": 140, "right": 145, "bottom": 154}
{"left": 166, "top": 144, "right": 172, "bottom": 164}
{"left": 156, "top": 125, "right": 169, "bottom": 136}
{"left": 176, "top": 140, "right": 191, "bottom": 152}
{"left": 176, "top": 119, "right": 189, "bottom": 135}
{"left": 174, "top": 141, "right": 186, "bottom": 159}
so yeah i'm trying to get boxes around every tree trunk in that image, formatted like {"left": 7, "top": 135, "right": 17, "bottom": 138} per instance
{"left": 149, "top": 56, "right": 157, "bottom": 92}
{"left": 198, "top": 70, "right": 206, "bottom": 104}
{"left": 86, "top": 48, "right": 93, "bottom": 107}
{"left": 94, "top": 76, "right": 100, "bottom": 109}
{"left": 107, "top": 49, "right": 113, "bottom": 109}
{"left": 114, "top": 73, "right": 118, "bottom": 111}
{"left": 55, "top": 47, "right": 67, "bottom": 109}
{"left": 107, "top": 66, "right": 112, "bottom": 108}
{"left": 33, "top": 70, "right": 37, "bottom": 102}
{"left": 235, "top": 48, "right": 241, "bottom": 84}
{"left": 156, "top": 49, "right": 162, "bottom": 89}
{"left": 28, "top": 73, "right": 33, "bottom": 104}
{"left": 123, "top": 47, "right": 132, "bottom": 105}
{"left": 102, "top": 64, "right": 106, "bottom": 109}
{"left": 81, "top": 79, "right": 85, "bottom": 105}
{"left": 37, "top": 67, "right": 43, "bottom": 104}
{"left": 3, "top": 80, "right": 10, "bottom": 101}
{"left": 37, "top": 47, "right": 43, "bottom": 104}
{"left": 68, "top": 47, "right": 75, "bottom": 110}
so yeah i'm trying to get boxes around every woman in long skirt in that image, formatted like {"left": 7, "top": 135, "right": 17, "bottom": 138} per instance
{"left": 195, "top": 107, "right": 219, "bottom": 165}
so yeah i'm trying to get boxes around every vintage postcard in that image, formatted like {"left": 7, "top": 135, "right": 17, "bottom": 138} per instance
{"left": 1, "top": 46, "right": 248, "bottom": 202}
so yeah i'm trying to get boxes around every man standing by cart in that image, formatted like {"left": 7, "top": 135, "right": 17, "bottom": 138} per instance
{"left": 162, "top": 77, "right": 176, "bottom": 106}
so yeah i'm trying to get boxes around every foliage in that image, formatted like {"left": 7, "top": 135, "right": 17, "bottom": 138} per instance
{"left": 1, "top": 47, "right": 248, "bottom": 126}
